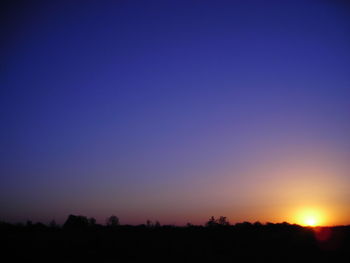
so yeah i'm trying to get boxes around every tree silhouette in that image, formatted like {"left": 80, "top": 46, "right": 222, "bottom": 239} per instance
{"left": 146, "top": 219, "right": 152, "bottom": 228}
{"left": 49, "top": 219, "right": 58, "bottom": 228}
{"left": 63, "top": 214, "right": 89, "bottom": 229}
{"left": 218, "top": 216, "right": 230, "bottom": 226}
{"left": 106, "top": 215, "right": 119, "bottom": 227}
{"left": 206, "top": 216, "right": 230, "bottom": 227}
{"left": 88, "top": 217, "right": 96, "bottom": 226}
{"left": 206, "top": 216, "right": 218, "bottom": 227}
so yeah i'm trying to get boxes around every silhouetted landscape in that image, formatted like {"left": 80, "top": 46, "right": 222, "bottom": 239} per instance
{"left": 3, "top": 1, "right": 350, "bottom": 262}
{"left": 1, "top": 215, "right": 350, "bottom": 263}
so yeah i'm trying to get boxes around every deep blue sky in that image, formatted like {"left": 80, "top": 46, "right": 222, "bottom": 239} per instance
{"left": 1, "top": 0, "right": 350, "bottom": 225}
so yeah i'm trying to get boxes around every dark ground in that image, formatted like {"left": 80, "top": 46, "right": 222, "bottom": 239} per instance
{"left": 1, "top": 220, "right": 350, "bottom": 263}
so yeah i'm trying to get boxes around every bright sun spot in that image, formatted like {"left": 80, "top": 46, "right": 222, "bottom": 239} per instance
{"left": 305, "top": 217, "right": 317, "bottom": 226}
{"left": 295, "top": 208, "right": 325, "bottom": 227}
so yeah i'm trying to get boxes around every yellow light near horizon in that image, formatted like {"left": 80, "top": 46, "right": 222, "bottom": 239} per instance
{"left": 295, "top": 208, "right": 325, "bottom": 227}
{"left": 305, "top": 217, "right": 317, "bottom": 226}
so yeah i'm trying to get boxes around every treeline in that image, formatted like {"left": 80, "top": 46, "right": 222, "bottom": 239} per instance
{"left": 1, "top": 214, "right": 350, "bottom": 263}
{"left": 0, "top": 214, "right": 305, "bottom": 229}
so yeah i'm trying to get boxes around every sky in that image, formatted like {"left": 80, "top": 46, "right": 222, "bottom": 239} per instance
{"left": 1, "top": 0, "right": 350, "bottom": 226}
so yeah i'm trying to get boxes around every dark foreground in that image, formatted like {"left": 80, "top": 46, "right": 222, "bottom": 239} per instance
{"left": 1, "top": 222, "right": 350, "bottom": 263}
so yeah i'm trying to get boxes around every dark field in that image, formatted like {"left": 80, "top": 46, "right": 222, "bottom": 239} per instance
{"left": 1, "top": 218, "right": 350, "bottom": 263}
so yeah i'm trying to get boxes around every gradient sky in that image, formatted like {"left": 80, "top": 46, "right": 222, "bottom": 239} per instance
{"left": 1, "top": 0, "right": 350, "bottom": 225}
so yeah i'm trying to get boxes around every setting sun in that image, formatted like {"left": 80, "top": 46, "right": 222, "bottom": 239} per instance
{"left": 295, "top": 208, "right": 326, "bottom": 227}
{"left": 305, "top": 217, "right": 317, "bottom": 226}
